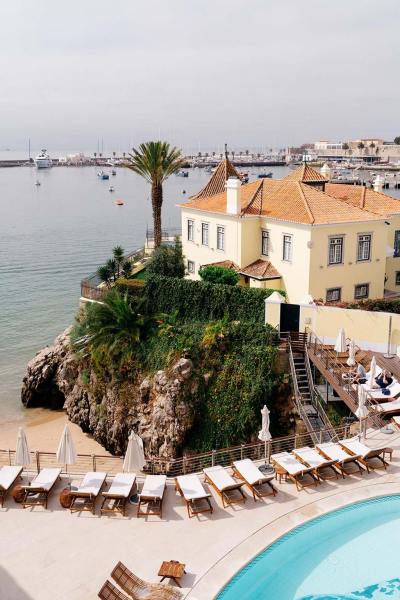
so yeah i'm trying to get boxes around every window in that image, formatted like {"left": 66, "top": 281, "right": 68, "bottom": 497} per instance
{"left": 187, "top": 260, "right": 195, "bottom": 274}
{"left": 326, "top": 288, "right": 341, "bottom": 302}
{"left": 261, "top": 230, "right": 269, "bottom": 256}
{"left": 217, "top": 226, "right": 225, "bottom": 250}
{"left": 201, "top": 222, "right": 209, "bottom": 246}
{"left": 354, "top": 283, "right": 369, "bottom": 299}
{"left": 357, "top": 234, "right": 371, "bottom": 261}
{"left": 282, "top": 234, "right": 292, "bottom": 261}
{"left": 394, "top": 231, "right": 400, "bottom": 257}
{"left": 187, "top": 219, "right": 194, "bottom": 242}
{"left": 328, "top": 236, "right": 344, "bottom": 265}
{"left": 396, "top": 272, "right": 400, "bottom": 285}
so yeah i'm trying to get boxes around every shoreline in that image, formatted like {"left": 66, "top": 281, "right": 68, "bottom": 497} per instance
{"left": 0, "top": 408, "right": 110, "bottom": 456}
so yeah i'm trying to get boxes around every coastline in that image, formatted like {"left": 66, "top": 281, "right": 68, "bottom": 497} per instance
{"left": 0, "top": 408, "right": 110, "bottom": 455}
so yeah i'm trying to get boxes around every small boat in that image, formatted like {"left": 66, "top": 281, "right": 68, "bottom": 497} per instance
{"left": 114, "top": 199, "right": 124, "bottom": 206}
{"left": 176, "top": 170, "right": 189, "bottom": 177}
{"left": 182, "top": 190, "right": 186, "bottom": 194}
{"left": 35, "top": 149, "right": 52, "bottom": 169}
{"left": 109, "top": 186, "right": 115, "bottom": 192}
{"left": 35, "top": 180, "right": 41, "bottom": 186}
{"left": 97, "top": 170, "right": 109, "bottom": 180}
{"left": 258, "top": 172, "right": 273, "bottom": 179}
{"left": 111, "top": 169, "right": 116, "bottom": 176}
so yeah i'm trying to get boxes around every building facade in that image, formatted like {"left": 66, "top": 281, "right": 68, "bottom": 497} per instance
{"left": 180, "top": 161, "right": 400, "bottom": 304}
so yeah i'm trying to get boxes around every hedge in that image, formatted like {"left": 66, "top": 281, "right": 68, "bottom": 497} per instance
{"left": 116, "top": 278, "right": 146, "bottom": 298}
{"left": 144, "top": 274, "right": 285, "bottom": 322}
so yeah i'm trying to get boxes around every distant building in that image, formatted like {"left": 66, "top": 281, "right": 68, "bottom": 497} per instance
{"left": 180, "top": 159, "right": 400, "bottom": 303}
{"left": 313, "top": 138, "right": 400, "bottom": 162}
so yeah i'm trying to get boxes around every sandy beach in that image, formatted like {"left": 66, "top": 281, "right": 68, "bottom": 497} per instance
{"left": 0, "top": 408, "right": 110, "bottom": 456}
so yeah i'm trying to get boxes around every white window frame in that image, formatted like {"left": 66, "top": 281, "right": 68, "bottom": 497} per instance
{"left": 357, "top": 233, "right": 371, "bottom": 262}
{"left": 282, "top": 234, "right": 292, "bottom": 262}
{"left": 261, "top": 230, "right": 269, "bottom": 257}
{"left": 354, "top": 283, "right": 369, "bottom": 299}
{"left": 201, "top": 222, "right": 209, "bottom": 246}
{"left": 187, "top": 260, "right": 195, "bottom": 274}
{"left": 326, "top": 287, "right": 341, "bottom": 302}
{"left": 216, "top": 225, "right": 225, "bottom": 251}
{"left": 328, "top": 236, "right": 344, "bottom": 265}
{"left": 396, "top": 271, "right": 400, "bottom": 286}
{"left": 187, "top": 219, "right": 194, "bottom": 242}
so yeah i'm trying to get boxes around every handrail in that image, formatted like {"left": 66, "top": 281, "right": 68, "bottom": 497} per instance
{"left": 304, "top": 349, "right": 338, "bottom": 441}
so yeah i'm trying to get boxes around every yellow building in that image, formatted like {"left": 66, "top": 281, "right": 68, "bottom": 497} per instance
{"left": 180, "top": 160, "right": 400, "bottom": 304}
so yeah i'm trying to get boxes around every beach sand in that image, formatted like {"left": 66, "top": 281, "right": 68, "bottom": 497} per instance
{"left": 0, "top": 408, "right": 110, "bottom": 455}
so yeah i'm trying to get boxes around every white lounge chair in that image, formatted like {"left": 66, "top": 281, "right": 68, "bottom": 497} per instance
{"left": 203, "top": 466, "right": 246, "bottom": 507}
{"left": 22, "top": 468, "right": 62, "bottom": 509}
{"left": 100, "top": 473, "right": 136, "bottom": 516}
{"left": 363, "top": 379, "right": 400, "bottom": 401}
{"left": 137, "top": 475, "right": 166, "bottom": 518}
{"left": 293, "top": 447, "right": 339, "bottom": 481}
{"left": 316, "top": 442, "right": 364, "bottom": 476}
{"left": 339, "top": 438, "right": 389, "bottom": 472}
{"left": 0, "top": 466, "right": 23, "bottom": 507}
{"left": 372, "top": 398, "right": 400, "bottom": 414}
{"left": 70, "top": 471, "right": 107, "bottom": 514}
{"left": 175, "top": 474, "right": 213, "bottom": 517}
{"left": 271, "top": 452, "right": 319, "bottom": 490}
{"left": 232, "top": 459, "right": 277, "bottom": 501}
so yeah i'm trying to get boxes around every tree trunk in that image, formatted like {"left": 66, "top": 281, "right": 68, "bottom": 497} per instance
{"left": 151, "top": 182, "right": 163, "bottom": 248}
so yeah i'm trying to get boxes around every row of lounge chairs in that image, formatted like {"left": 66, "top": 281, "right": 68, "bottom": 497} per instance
{"left": 270, "top": 438, "right": 389, "bottom": 491}
{"left": 0, "top": 439, "right": 391, "bottom": 514}
{"left": 99, "top": 561, "right": 183, "bottom": 600}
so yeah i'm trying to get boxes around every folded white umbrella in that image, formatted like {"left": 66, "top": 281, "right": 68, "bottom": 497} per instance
{"left": 356, "top": 386, "right": 369, "bottom": 438}
{"left": 334, "top": 328, "right": 346, "bottom": 353}
{"left": 258, "top": 405, "right": 272, "bottom": 462}
{"left": 56, "top": 425, "right": 77, "bottom": 483}
{"left": 123, "top": 431, "right": 145, "bottom": 472}
{"left": 368, "top": 356, "right": 377, "bottom": 389}
{"left": 15, "top": 428, "right": 31, "bottom": 467}
{"left": 346, "top": 339, "right": 356, "bottom": 367}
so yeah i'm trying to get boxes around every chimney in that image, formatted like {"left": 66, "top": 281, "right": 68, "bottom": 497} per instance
{"left": 226, "top": 177, "right": 241, "bottom": 215}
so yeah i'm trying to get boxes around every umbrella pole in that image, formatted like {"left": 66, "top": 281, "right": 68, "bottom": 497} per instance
{"left": 264, "top": 440, "right": 267, "bottom": 464}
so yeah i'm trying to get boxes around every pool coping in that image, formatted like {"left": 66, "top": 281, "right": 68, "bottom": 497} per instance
{"left": 185, "top": 477, "right": 400, "bottom": 599}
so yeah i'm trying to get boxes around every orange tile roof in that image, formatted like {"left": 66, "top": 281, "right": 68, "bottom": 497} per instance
{"left": 239, "top": 259, "right": 281, "bottom": 280}
{"left": 284, "top": 164, "right": 328, "bottom": 183}
{"left": 325, "top": 184, "right": 400, "bottom": 216}
{"left": 189, "top": 158, "right": 241, "bottom": 200}
{"left": 202, "top": 260, "right": 240, "bottom": 271}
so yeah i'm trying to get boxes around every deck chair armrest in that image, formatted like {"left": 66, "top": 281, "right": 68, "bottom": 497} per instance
{"left": 221, "top": 482, "right": 245, "bottom": 492}
{"left": 102, "top": 492, "right": 128, "bottom": 499}
{"left": 23, "top": 486, "right": 46, "bottom": 493}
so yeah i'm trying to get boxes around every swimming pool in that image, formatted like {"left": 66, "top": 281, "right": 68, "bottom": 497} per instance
{"left": 217, "top": 495, "right": 400, "bottom": 599}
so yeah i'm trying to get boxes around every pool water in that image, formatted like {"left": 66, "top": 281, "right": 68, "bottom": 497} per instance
{"left": 217, "top": 496, "right": 400, "bottom": 599}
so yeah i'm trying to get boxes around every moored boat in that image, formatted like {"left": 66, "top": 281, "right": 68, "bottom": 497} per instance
{"left": 34, "top": 149, "right": 52, "bottom": 169}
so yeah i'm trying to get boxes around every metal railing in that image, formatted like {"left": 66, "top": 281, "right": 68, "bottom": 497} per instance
{"left": 0, "top": 425, "right": 352, "bottom": 478}
{"left": 304, "top": 349, "right": 338, "bottom": 441}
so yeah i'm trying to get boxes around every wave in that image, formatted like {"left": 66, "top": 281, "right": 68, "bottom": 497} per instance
{"left": 299, "top": 577, "right": 400, "bottom": 599}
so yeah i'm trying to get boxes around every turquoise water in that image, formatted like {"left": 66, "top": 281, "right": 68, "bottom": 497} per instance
{"left": 218, "top": 496, "right": 400, "bottom": 599}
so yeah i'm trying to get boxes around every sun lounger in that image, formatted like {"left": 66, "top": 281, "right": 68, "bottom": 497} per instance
{"left": 69, "top": 471, "right": 107, "bottom": 514}
{"left": 232, "top": 459, "right": 277, "bottom": 501}
{"left": 372, "top": 398, "right": 400, "bottom": 414}
{"left": 98, "top": 580, "right": 130, "bottom": 600}
{"left": 339, "top": 438, "right": 389, "bottom": 472}
{"left": 0, "top": 466, "right": 23, "bottom": 507}
{"left": 293, "top": 447, "right": 339, "bottom": 481}
{"left": 22, "top": 468, "right": 62, "bottom": 509}
{"left": 137, "top": 475, "right": 166, "bottom": 518}
{"left": 270, "top": 452, "right": 319, "bottom": 490}
{"left": 203, "top": 465, "right": 246, "bottom": 507}
{"left": 111, "top": 561, "right": 183, "bottom": 599}
{"left": 363, "top": 379, "right": 400, "bottom": 401}
{"left": 392, "top": 415, "right": 400, "bottom": 429}
{"left": 100, "top": 473, "right": 136, "bottom": 516}
{"left": 175, "top": 474, "right": 213, "bottom": 517}
{"left": 316, "top": 442, "right": 364, "bottom": 476}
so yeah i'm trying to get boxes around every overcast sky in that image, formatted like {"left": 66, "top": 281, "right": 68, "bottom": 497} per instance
{"left": 1, "top": 0, "right": 399, "bottom": 152}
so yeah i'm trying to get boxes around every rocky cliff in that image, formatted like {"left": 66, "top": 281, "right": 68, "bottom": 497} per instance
{"left": 21, "top": 328, "right": 200, "bottom": 457}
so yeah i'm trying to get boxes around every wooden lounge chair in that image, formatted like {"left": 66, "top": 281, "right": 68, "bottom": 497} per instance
{"left": 270, "top": 452, "right": 319, "bottom": 491}
{"left": 203, "top": 466, "right": 246, "bottom": 507}
{"left": 100, "top": 473, "right": 136, "bottom": 516}
{"left": 21, "top": 468, "right": 61, "bottom": 509}
{"left": 175, "top": 474, "right": 213, "bottom": 517}
{"left": 232, "top": 459, "right": 277, "bottom": 501}
{"left": 293, "top": 447, "right": 340, "bottom": 481}
{"left": 98, "top": 580, "right": 130, "bottom": 600}
{"left": 316, "top": 442, "right": 364, "bottom": 476}
{"left": 0, "top": 466, "right": 23, "bottom": 507}
{"left": 137, "top": 475, "right": 166, "bottom": 518}
{"left": 339, "top": 438, "right": 389, "bottom": 472}
{"left": 69, "top": 471, "right": 107, "bottom": 514}
{"left": 111, "top": 561, "right": 183, "bottom": 599}
{"left": 372, "top": 398, "right": 400, "bottom": 414}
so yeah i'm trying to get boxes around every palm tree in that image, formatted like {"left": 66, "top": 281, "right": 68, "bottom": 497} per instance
{"left": 125, "top": 141, "right": 185, "bottom": 247}
{"left": 357, "top": 142, "right": 365, "bottom": 156}
{"left": 106, "top": 258, "right": 117, "bottom": 281}
{"left": 121, "top": 260, "right": 132, "bottom": 278}
{"left": 112, "top": 245, "right": 125, "bottom": 277}
{"left": 342, "top": 142, "right": 349, "bottom": 157}
{"left": 97, "top": 265, "right": 112, "bottom": 287}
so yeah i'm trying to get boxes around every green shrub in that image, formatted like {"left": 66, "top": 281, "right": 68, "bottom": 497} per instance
{"left": 116, "top": 278, "right": 146, "bottom": 298}
{"left": 144, "top": 274, "right": 285, "bottom": 323}
{"left": 198, "top": 265, "right": 239, "bottom": 286}
{"left": 146, "top": 237, "right": 185, "bottom": 278}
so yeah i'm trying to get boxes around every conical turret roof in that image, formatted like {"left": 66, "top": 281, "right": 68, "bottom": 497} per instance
{"left": 190, "top": 158, "right": 241, "bottom": 200}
